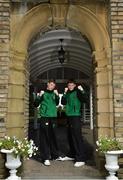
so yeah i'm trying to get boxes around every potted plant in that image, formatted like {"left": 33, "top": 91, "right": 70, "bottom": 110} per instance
{"left": 96, "top": 136, "right": 123, "bottom": 180}
{"left": 0, "top": 136, "right": 38, "bottom": 180}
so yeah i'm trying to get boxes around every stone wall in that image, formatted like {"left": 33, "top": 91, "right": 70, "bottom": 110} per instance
{"left": 1, "top": 0, "right": 123, "bottom": 178}
{"left": 110, "top": 0, "right": 123, "bottom": 178}
{"left": 0, "top": 0, "right": 10, "bottom": 178}
{"left": 0, "top": 0, "right": 10, "bottom": 138}
{"left": 110, "top": 0, "right": 123, "bottom": 143}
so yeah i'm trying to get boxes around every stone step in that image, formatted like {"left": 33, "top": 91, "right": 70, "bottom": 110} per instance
{"left": 23, "top": 159, "right": 104, "bottom": 180}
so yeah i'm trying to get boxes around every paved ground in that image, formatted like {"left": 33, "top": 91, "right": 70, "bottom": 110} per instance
{"left": 25, "top": 123, "right": 104, "bottom": 179}
{"left": 22, "top": 159, "right": 104, "bottom": 180}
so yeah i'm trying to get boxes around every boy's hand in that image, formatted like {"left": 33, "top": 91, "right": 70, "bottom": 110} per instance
{"left": 64, "top": 87, "right": 68, "bottom": 93}
{"left": 54, "top": 89, "right": 59, "bottom": 96}
{"left": 39, "top": 90, "right": 44, "bottom": 96}
{"left": 78, "top": 85, "right": 84, "bottom": 91}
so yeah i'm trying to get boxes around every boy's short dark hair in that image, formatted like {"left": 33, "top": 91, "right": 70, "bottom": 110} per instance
{"left": 48, "top": 79, "right": 56, "bottom": 84}
{"left": 67, "top": 79, "right": 76, "bottom": 84}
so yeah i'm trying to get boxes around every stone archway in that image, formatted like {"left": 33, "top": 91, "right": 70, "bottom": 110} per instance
{"left": 8, "top": 3, "right": 112, "bottom": 143}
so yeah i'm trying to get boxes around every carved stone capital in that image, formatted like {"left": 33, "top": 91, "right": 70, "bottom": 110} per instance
{"left": 51, "top": 4, "right": 69, "bottom": 27}
{"left": 92, "top": 47, "right": 111, "bottom": 60}
{"left": 10, "top": 49, "right": 28, "bottom": 71}
{"left": 10, "top": 48, "right": 28, "bottom": 61}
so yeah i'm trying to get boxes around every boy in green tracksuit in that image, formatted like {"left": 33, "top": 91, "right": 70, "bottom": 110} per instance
{"left": 34, "top": 79, "right": 60, "bottom": 166}
{"left": 61, "top": 79, "right": 87, "bottom": 167}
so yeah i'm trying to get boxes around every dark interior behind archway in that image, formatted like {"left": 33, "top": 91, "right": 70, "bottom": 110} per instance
{"left": 28, "top": 28, "right": 94, "bottom": 164}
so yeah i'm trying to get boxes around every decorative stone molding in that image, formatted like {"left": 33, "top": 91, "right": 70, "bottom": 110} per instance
{"left": 50, "top": 4, "right": 69, "bottom": 27}
{"left": 67, "top": 5, "right": 110, "bottom": 50}
{"left": 9, "top": 3, "right": 113, "bottom": 143}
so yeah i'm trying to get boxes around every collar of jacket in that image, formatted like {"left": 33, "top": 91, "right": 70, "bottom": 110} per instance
{"left": 45, "top": 89, "right": 54, "bottom": 93}
{"left": 68, "top": 87, "right": 77, "bottom": 93}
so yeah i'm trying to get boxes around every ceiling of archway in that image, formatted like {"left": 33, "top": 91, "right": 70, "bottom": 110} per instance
{"left": 29, "top": 28, "right": 92, "bottom": 80}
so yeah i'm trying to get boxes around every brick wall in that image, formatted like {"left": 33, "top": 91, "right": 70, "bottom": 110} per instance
{"left": 0, "top": 0, "right": 10, "bottom": 137}
{"left": 110, "top": 0, "right": 123, "bottom": 177}
{"left": 0, "top": 0, "right": 10, "bottom": 178}
{"left": 110, "top": 0, "right": 123, "bottom": 141}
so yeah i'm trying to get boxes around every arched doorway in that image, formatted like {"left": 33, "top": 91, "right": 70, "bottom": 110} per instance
{"left": 28, "top": 27, "right": 93, "bottom": 154}
{"left": 8, "top": 3, "right": 112, "bottom": 169}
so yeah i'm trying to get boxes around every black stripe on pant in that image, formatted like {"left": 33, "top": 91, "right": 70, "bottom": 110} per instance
{"left": 67, "top": 116, "right": 86, "bottom": 162}
{"left": 39, "top": 117, "right": 59, "bottom": 161}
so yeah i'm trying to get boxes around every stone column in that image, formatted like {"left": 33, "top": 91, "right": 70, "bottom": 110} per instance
{"left": 7, "top": 50, "right": 28, "bottom": 138}
{"left": 93, "top": 49, "right": 114, "bottom": 138}
{"left": 0, "top": 0, "right": 10, "bottom": 178}
{"left": 110, "top": 0, "right": 123, "bottom": 178}
{"left": 93, "top": 48, "right": 114, "bottom": 170}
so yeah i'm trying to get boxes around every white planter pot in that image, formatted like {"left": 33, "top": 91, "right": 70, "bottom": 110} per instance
{"left": 1, "top": 149, "right": 22, "bottom": 180}
{"left": 105, "top": 150, "right": 123, "bottom": 180}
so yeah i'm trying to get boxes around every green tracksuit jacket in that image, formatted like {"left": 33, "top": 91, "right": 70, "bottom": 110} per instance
{"left": 34, "top": 90, "right": 59, "bottom": 118}
{"left": 61, "top": 88, "right": 86, "bottom": 116}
